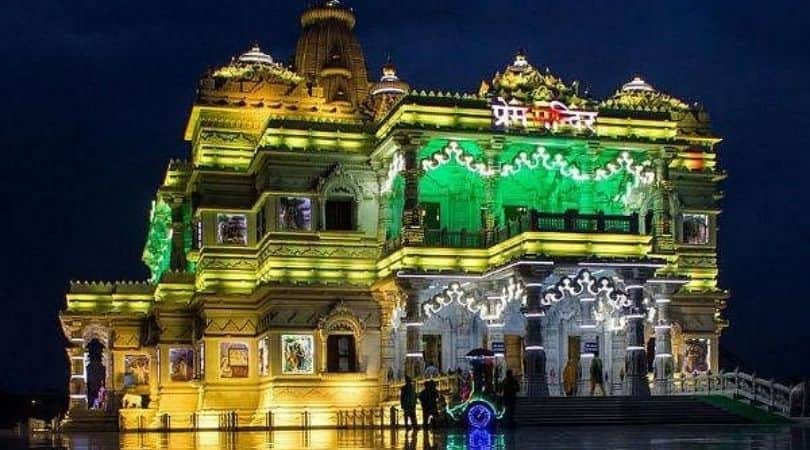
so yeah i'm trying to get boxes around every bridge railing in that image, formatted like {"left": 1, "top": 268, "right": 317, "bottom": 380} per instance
{"left": 667, "top": 370, "right": 804, "bottom": 417}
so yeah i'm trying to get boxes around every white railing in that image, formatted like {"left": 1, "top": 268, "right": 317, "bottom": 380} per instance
{"left": 666, "top": 370, "right": 805, "bottom": 417}
{"left": 514, "top": 370, "right": 807, "bottom": 417}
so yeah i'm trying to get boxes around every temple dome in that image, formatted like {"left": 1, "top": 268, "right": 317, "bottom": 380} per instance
{"left": 600, "top": 76, "right": 690, "bottom": 113}
{"left": 481, "top": 50, "right": 589, "bottom": 107}
{"left": 237, "top": 44, "right": 274, "bottom": 65}
{"left": 370, "top": 58, "right": 409, "bottom": 96}
{"left": 295, "top": 1, "right": 370, "bottom": 106}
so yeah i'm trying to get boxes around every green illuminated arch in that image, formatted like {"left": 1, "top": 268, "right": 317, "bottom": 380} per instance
{"left": 419, "top": 140, "right": 487, "bottom": 232}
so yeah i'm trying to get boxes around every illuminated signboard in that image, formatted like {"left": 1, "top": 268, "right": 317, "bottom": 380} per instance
{"left": 490, "top": 97, "right": 597, "bottom": 131}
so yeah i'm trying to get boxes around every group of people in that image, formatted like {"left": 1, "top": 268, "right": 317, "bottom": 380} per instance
{"left": 563, "top": 354, "right": 607, "bottom": 396}
{"left": 398, "top": 367, "right": 522, "bottom": 428}
{"left": 399, "top": 377, "right": 440, "bottom": 429}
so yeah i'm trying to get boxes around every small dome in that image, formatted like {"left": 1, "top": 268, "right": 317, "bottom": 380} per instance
{"left": 621, "top": 76, "right": 655, "bottom": 92}
{"left": 509, "top": 49, "right": 530, "bottom": 72}
{"left": 237, "top": 44, "right": 274, "bottom": 65}
{"left": 600, "top": 76, "right": 690, "bottom": 112}
{"left": 371, "top": 57, "right": 409, "bottom": 96}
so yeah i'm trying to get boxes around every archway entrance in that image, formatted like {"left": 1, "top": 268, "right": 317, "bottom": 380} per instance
{"left": 85, "top": 338, "right": 106, "bottom": 409}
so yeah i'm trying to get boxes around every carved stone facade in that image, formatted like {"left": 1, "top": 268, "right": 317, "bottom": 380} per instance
{"left": 60, "top": 1, "right": 726, "bottom": 431}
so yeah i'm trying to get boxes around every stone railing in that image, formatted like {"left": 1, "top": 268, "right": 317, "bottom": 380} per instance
{"left": 382, "top": 210, "right": 643, "bottom": 255}
{"left": 666, "top": 370, "right": 807, "bottom": 417}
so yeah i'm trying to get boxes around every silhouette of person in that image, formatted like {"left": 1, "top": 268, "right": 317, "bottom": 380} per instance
{"left": 501, "top": 369, "right": 520, "bottom": 426}
{"left": 418, "top": 380, "right": 440, "bottom": 429}
{"left": 400, "top": 376, "right": 418, "bottom": 429}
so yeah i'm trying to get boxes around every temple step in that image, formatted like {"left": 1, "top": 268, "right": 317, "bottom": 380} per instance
{"left": 514, "top": 396, "right": 752, "bottom": 425}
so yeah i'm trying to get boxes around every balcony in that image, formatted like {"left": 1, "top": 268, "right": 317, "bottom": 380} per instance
{"left": 383, "top": 210, "right": 643, "bottom": 255}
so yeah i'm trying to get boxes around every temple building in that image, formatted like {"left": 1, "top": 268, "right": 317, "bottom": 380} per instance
{"left": 60, "top": 1, "right": 726, "bottom": 430}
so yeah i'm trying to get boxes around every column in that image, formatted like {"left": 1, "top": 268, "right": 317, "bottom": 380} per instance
{"left": 578, "top": 295, "right": 598, "bottom": 395}
{"left": 400, "top": 136, "right": 424, "bottom": 245}
{"left": 402, "top": 285, "right": 424, "bottom": 378}
{"left": 523, "top": 283, "right": 549, "bottom": 398}
{"left": 169, "top": 196, "right": 187, "bottom": 271}
{"left": 374, "top": 290, "right": 398, "bottom": 382}
{"left": 623, "top": 285, "right": 650, "bottom": 397}
{"left": 653, "top": 295, "right": 673, "bottom": 394}
{"left": 482, "top": 136, "right": 503, "bottom": 240}
{"left": 581, "top": 142, "right": 599, "bottom": 213}
{"left": 374, "top": 162, "right": 392, "bottom": 242}
{"left": 653, "top": 148, "right": 675, "bottom": 251}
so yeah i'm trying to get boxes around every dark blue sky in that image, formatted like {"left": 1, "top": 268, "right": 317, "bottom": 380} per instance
{"left": 0, "top": 0, "right": 808, "bottom": 392}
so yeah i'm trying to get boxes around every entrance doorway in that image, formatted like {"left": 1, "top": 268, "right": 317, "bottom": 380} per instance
{"left": 422, "top": 334, "right": 442, "bottom": 371}
{"left": 85, "top": 339, "right": 106, "bottom": 409}
{"left": 504, "top": 335, "right": 524, "bottom": 376}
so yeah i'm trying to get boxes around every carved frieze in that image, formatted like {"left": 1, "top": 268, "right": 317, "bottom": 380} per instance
{"left": 259, "top": 243, "right": 378, "bottom": 261}
{"left": 199, "top": 130, "right": 258, "bottom": 147}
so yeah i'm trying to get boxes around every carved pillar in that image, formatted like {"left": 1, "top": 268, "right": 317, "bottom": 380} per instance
{"left": 653, "top": 296, "right": 673, "bottom": 394}
{"left": 649, "top": 278, "right": 686, "bottom": 394}
{"left": 373, "top": 161, "right": 391, "bottom": 242}
{"left": 581, "top": 142, "right": 599, "bottom": 214}
{"left": 401, "top": 283, "right": 424, "bottom": 378}
{"left": 400, "top": 135, "right": 424, "bottom": 245}
{"left": 377, "top": 291, "right": 398, "bottom": 382}
{"left": 523, "top": 282, "right": 549, "bottom": 398}
{"left": 169, "top": 196, "right": 187, "bottom": 271}
{"left": 653, "top": 148, "right": 675, "bottom": 251}
{"left": 624, "top": 285, "right": 650, "bottom": 397}
{"left": 578, "top": 294, "right": 598, "bottom": 395}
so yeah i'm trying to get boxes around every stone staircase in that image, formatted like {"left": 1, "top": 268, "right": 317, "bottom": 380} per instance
{"left": 515, "top": 396, "right": 751, "bottom": 426}
{"left": 59, "top": 408, "right": 119, "bottom": 432}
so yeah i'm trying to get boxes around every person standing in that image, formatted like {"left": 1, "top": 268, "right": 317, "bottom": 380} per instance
{"left": 563, "top": 358, "right": 578, "bottom": 396}
{"left": 590, "top": 354, "right": 606, "bottom": 396}
{"left": 418, "top": 380, "right": 440, "bottom": 429}
{"left": 501, "top": 369, "right": 520, "bottom": 427}
{"left": 400, "top": 376, "right": 418, "bottom": 429}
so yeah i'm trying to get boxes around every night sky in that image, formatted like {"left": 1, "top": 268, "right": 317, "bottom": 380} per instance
{"left": 1, "top": 0, "right": 808, "bottom": 394}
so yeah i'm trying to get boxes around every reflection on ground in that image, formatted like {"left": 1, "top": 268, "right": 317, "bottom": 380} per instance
{"left": 5, "top": 424, "right": 809, "bottom": 449}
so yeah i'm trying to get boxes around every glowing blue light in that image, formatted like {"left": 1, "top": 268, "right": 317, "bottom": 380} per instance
{"left": 466, "top": 402, "right": 494, "bottom": 429}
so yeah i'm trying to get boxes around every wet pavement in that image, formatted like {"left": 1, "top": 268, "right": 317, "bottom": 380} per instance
{"left": 3, "top": 424, "right": 810, "bottom": 449}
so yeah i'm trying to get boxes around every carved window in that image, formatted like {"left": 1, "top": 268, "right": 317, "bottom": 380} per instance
{"left": 682, "top": 213, "right": 709, "bottom": 245}
{"left": 278, "top": 197, "right": 312, "bottom": 231}
{"left": 325, "top": 198, "right": 355, "bottom": 230}
{"left": 327, "top": 335, "right": 357, "bottom": 372}
{"left": 216, "top": 214, "right": 248, "bottom": 245}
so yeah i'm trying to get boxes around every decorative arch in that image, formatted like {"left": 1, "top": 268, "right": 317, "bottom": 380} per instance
{"left": 317, "top": 302, "right": 366, "bottom": 340}
{"left": 422, "top": 278, "right": 525, "bottom": 322}
{"left": 317, "top": 302, "right": 366, "bottom": 373}
{"left": 421, "top": 141, "right": 495, "bottom": 177}
{"left": 81, "top": 323, "right": 112, "bottom": 349}
{"left": 317, "top": 163, "right": 365, "bottom": 231}
{"left": 541, "top": 269, "right": 631, "bottom": 311}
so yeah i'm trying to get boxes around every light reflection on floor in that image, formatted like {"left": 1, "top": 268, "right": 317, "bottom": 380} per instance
{"left": 7, "top": 424, "right": 810, "bottom": 449}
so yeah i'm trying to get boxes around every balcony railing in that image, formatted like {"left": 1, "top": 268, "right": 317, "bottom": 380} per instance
{"left": 382, "top": 210, "right": 643, "bottom": 255}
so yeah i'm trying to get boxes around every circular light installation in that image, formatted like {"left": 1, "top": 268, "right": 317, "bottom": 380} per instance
{"left": 466, "top": 402, "right": 494, "bottom": 429}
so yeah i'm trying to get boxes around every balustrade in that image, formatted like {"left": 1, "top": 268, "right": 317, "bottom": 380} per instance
{"left": 383, "top": 209, "right": 642, "bottom": 255}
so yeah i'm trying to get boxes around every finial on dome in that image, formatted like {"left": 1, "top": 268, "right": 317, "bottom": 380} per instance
{"left": 381, "top": 55, "right": 397, "bottom": 80}
{"left": 512, "top": 49, "right": 529, "bottom": 69}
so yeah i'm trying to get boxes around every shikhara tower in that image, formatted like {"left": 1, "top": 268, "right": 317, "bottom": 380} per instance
{"left": 60, "top": 1, "right": 726, "bottom": 430}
